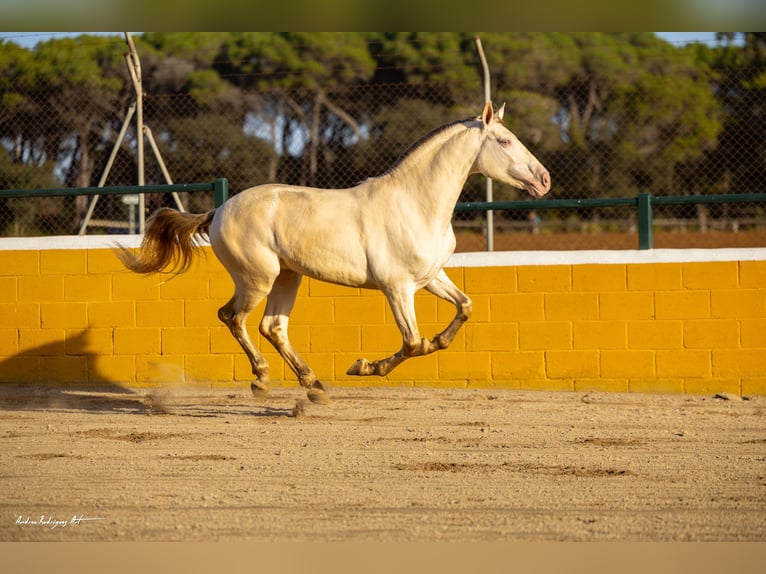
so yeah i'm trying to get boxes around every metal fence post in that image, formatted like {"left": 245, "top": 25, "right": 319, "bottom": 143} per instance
{"left": 474, "top": 36, "right": 494, "bottom": 252}
{"left": 637, "top": 193, "right": 653, "bottom": 250}
{"left": 214, "top": 178, "right": 229, "bottom": 207}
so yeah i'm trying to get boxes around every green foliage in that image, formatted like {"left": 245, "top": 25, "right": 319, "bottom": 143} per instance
{"left": 0, "top": 32, "right": 762, "bottom": 236}
{"left": 0, "top": 146, "right": 55, "bottom": 189}
{"left": 360, "top": 98, "right": 456, "bottom": 176}
{"left": 185, "top": 69, "right": 229, "bottom": 106}
{"left": 365, "top": 32, "right": 477, "bottom": 106}
{"left": 482, "top": 32, "right": 580, "bottom": 94}
{"left": 694, "top": 33, "right": 766, "bottom": 195}
{"left": 159, "top": 113, "right": 277, "bottom": 201}
{"left": 140, "top": 32, "right": 228, "bottom": 67}
{"left": 0, "top": 148, "right": 58, "bottom": 235}
{"left": 212, "top": 32, "right": 375, "bottom": 91}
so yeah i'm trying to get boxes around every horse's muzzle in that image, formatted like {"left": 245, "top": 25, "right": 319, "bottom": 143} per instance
{"left": 527, "top": 169, "right": 551, "bottom": 198}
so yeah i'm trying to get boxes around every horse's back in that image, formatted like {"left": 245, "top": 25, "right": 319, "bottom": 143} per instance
{"left": 211, "top": 183, "right": 373, "bottom": 288}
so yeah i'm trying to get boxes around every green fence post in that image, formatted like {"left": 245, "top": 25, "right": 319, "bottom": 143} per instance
{"left": 213, "top": 178, "right": 229, "bottom": 207}
{"left": 637, "top": 193, "right": 653, "bottom": 250}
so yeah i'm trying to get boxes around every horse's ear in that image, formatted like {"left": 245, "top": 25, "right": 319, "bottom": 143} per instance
{"left": 481, "top": 101, "right": 493, "bottom": 126}
{"left": 497, "top": 103, "right": 505, "bottom": 120}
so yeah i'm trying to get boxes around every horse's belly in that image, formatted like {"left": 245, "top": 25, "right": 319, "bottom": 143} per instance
{"left": 278, "top": 237, "right": 371, "bottom": 287}
{"left": 279, "top": 261, "right": 370, "bottom": 289}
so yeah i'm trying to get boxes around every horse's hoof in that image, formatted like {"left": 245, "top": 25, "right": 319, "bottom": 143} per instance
{"left": 347, "top": 358, "right": 370, "bottom": 376}
{"left": 307, "top": 381, "right": 330, "bottom": 405}
{"left": 251, "top": 381, "right": 270, "bottom": 399}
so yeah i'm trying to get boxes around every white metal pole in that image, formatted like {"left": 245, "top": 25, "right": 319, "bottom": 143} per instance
{"left": 474, "top": 36, "right": 494, "bottom": 252}
{"left": 125, "top": 32, "right": 146, "bottom": 233}
{"left": 144, "top": 126, "right": 185, "bottom": 212}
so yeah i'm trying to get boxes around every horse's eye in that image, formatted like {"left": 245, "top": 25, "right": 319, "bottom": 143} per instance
{"left": 497, "top": 138, "right": 511, "bottom": 146}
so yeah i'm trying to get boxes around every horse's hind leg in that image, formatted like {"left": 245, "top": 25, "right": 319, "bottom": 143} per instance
{"left": 218, "top": 290, "right": 271, "bottom": 398}
{"left": 259, "top": 270, "right": 329, "bottom": 405}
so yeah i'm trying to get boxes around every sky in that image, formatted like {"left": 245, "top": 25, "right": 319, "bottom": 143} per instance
{"left": 655, "top": 31, "right": 721, "bottom": 45}
{"left": 0, "top": 31, "right": 729, "bottom": 50}
{"left": 0, "top": 31, "right": 123, "bottom": 47}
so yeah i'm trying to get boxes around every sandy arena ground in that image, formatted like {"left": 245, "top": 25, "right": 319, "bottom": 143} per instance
{"left": 1, "top": 384, "right": 764, "bottom": 542}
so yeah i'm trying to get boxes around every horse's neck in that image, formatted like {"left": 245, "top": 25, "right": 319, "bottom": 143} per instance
{"left": 384, "top": 125, "right": 480, "bottom": 222}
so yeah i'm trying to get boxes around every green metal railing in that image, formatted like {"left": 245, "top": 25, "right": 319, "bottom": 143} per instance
{"left": 0, "top": 178, "right": 230, "bottom": 207}
{"left": 456, "top": 192, "right": 766, "bottom": 250}
{"left": 1, "top": 178, "right": 229, "bottom": 235}
{"left": 2, "top": 179, "right": 764, "bottom": 249}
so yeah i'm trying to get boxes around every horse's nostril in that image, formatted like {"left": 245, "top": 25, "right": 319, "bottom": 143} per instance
{"left": 540, "top": 171, "right": 551, "bottom": 188}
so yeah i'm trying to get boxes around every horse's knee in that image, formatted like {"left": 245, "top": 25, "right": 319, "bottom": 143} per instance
{"left": 258, "top": 318, "right": 270, "bottom": 340}
{"left": 258, "top": 317, "right": 274, "bottom": 340}
{"left": 401, "top": 337, "right": 432, "bottom": 357}
{"left": 259, "top": 316, "right": 288, "bottom": 347}
{"left": 401, "top": 339, "right": 418, "bottom": 357}
{"left": 217, "top": 305, "right": 232, "bottom": 325}
{"left": 460, "top": 297, "right": 473, "bottom": 321}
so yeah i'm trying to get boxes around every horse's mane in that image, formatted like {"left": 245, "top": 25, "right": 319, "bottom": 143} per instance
{"left": 381, "top": 117, "right": 476, "bottom": 177}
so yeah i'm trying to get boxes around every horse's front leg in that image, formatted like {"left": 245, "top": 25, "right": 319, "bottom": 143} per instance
{"left": 347, "top": 271, "right": 472, "bottom": 377}
{"left": 347, "top": 285, "right": 435, "bottom": 377}
{"left": 422, "top": 269, "right": 473, "bottom": 349}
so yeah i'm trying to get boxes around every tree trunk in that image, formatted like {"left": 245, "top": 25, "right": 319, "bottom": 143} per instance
{"left": 70, "top": 128, "right": 94, "bottom": 233}
{"left": 308, "top": 93, "right": 322, "bottom": 187}
{"left": 696, "top": 203, "right": 709, "bottom": 233}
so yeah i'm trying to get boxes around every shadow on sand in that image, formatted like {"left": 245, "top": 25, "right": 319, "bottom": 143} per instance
{"left": 0, "top": 330, "right": 299, "bottom": 417}
{"left": 0, "top": 330, "right": 152, "bottom": 413}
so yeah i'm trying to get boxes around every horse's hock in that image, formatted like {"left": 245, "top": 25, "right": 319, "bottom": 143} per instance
{"left": 1, "top": 239, "right": 764, "bottom": 397}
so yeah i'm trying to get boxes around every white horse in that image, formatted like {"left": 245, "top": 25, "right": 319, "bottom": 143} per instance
{"left": 118, "top": 102, "right": 551, "bottom": 404}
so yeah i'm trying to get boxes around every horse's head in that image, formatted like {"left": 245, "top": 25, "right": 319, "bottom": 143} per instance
{"left": 472, "top": 101, "right": 551, "bottom": 198}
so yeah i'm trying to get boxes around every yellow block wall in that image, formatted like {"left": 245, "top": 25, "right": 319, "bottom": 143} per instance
{"left": 0, "top": 246, "right": 764, "bottom": 395}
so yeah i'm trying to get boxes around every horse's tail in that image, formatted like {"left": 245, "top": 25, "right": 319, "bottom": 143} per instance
{"left": 116, "top": 207, "right": 216, "bottom": 275}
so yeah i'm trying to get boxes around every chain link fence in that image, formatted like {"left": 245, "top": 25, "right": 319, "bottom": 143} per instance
{"left": 2, "top": 33, "right": 765, "bottom": 250}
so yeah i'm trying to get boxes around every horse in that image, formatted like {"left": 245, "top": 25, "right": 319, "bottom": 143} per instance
{"left": 117, "top": 101, "right": 551, "bottom": 404}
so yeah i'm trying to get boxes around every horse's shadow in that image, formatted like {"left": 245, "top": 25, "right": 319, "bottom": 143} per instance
{"left": 0, "top": 384, "right": 151, "bottom": 413}
{"left": 0, "top": 330, "right": 146, "bottom": 413}
{"left": 0, "top": 382, "right": 299, "bottom": 418}
{"left": 0, "top": 330, "right": 293, "bottom": 417}
{"left": 169, "top": 404, "right": 297, "bottom": 419}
